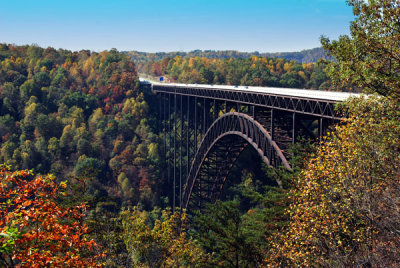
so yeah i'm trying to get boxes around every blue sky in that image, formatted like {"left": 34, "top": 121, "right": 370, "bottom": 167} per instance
{"left": 0, "top": 0, "right": 354, "bottom": 53}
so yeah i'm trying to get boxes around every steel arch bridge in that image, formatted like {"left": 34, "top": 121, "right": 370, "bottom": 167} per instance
{"left": 182, "top": 112, "right": 291, "bottom": 210}
{"left": 140, "top": 80, "right": 358, "bottom": 212}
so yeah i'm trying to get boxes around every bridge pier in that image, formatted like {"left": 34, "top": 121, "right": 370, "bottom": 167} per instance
{"left": 186, "top": 96, "right": 190, "bottom": 187}
{"left": 173, "top": 94, "right": 176, "bottom": 210}
{"left": 179, "top": 95, "right": 183, "bottom": 208}
{"left": 194, "top": 97, "right": 198, "bottom": 154}
{"left": 168, "top": 94, "right": 171, "bottom": 188}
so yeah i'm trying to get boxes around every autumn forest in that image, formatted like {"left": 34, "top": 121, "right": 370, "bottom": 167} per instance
{"left": 1, "top": 0, "right": 400, "bottom": 267}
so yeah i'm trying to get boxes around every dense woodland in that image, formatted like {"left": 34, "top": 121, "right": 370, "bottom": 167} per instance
{"left": 1, "top": 0, "right": 400, "bottom": 267}
{"left": 0, "top": 44, "right": 170, "bottom": 266}
{"left": 0, "top": 44, "right": 163, "bottom": 210}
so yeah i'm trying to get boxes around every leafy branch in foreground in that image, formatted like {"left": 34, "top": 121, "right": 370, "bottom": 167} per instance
{"left": 321, "top": 0, "right": 400, "bottom": 97}
{"left": 0, "top": 165, "right": 101, "bottom": 267}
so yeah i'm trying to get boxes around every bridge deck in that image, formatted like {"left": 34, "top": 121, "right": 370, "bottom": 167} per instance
{"left": 141, "top": 79, "right": 360, "bottom": 102}
{"left": 141, "top": 78, "right": 361, "bottom": 119}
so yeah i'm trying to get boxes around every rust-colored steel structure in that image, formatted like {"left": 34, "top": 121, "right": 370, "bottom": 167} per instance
{"left": 142, "top": 81, "right": 353, "bottom": 212}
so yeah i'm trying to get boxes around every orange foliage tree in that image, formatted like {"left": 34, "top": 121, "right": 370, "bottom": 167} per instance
{"left": 0, "top": 165, "right": 101, "bottom": 267}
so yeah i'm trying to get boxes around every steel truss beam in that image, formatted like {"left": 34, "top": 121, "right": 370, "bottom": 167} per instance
{"left": 153, "top": 85, "right": 339, "bottom": 119}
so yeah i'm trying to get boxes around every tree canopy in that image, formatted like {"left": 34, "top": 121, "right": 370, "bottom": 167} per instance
{"left": 321, "top": 0, "right": 400, "bottom": 97}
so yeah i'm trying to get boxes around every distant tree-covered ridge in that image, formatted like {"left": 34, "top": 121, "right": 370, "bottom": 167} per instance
{"left": 127, "top": 47, "right": 331, "bottom": 64}
{"left": 138, "top": 55, "right": 336, "bottom": 90}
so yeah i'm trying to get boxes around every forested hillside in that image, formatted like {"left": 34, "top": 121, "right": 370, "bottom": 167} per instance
{"left": 0, "top": 44, "right": 163, "bottom": 211}
{"left": 138, "top": 55, "right": 335, "bottom": 90}
{"left": 0, "top": 44, "right": 178, "bottom": 266}
{"left": 128, "top": 47, "right": 330, "bottom": 63}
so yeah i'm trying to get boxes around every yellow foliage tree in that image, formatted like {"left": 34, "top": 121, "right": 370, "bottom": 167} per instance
{"left": 121, "top": 208, "right": 210, "bottom": 267}
{"left": 267, "top": 96, "right": 400, "bottom": 267}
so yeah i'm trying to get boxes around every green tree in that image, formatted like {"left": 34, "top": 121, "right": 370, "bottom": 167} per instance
{"left": 194, "top": 200, "right": 262, "bottom": 267}
{"left": 321, "top": 0, "right": 400, "bottom": 96}
{"left": 121, "top": 208, "right": 208, "bottom": 267}
{"left": 19, "top": 80, "right": 41, "bottom": 103}
{"left": 74, "top": 157, "right": 105, "bottom": 180}
{"left": 1, "top": 82, "right": 19, "bottom": 115}
{"left": 194, "top": 179, "right": 290, "bottom": 268}
{"left": 47, "top": 137, "right": 61, "bottom": 160}
{"left": 117, "top": 172, "right": 135, "bottom": 204}
{"left": 33, "top": 72, "right": 51, "bottom": 88}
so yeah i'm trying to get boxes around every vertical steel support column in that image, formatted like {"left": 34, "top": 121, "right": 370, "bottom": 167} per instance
{"left": 163, "top": 93, "right": 166, "bottom": 160}
{"left": 173, "top": 93, "right": 177, "bottom": 212}
{"left": 168, "top": 94, "right": 171, "bottom": 186}
{"left": 179, "top": 94, "right": 183, "bottom": 207}
{"left": 292, "top": 113, "right": 297, "bottom": 144}
{"left": 213, "top": 99, "right": 217, "bottom": 122}
{"left": 252, "top": 105, "right": 255, "bottom": 119}
{"left": 186, "top": 96, "right": 190, "bottom": 180}
{"left": 194, "top": 97, "right": 198, "bottom": 153}
{"left": 203, "top": 98, "right": 206, "bottom": 137}
{"left": 214, "top": 146, "right": 218, "bottom": 198}
{"left": 195, "top": 97, "right": 200, "bottom": 210}
{"left": 271, "top": 109, "right": 275, "bottom": 140}
{"left": 161, "top": 93, "right": 166, "bottom": 186}
{"left": 159, "top": 92, "right": 162, "bottom": 134}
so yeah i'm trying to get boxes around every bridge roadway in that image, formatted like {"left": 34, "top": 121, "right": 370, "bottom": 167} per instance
{"left": 140, "top": 78, "right": 361, "bottom": 210}
{"left": 141, "top": 78, "right": 360, "bottom": 119}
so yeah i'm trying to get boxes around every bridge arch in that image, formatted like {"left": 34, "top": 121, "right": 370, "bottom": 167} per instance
{"left": 182, "top": 112, "right": 291, "bottom": 210}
